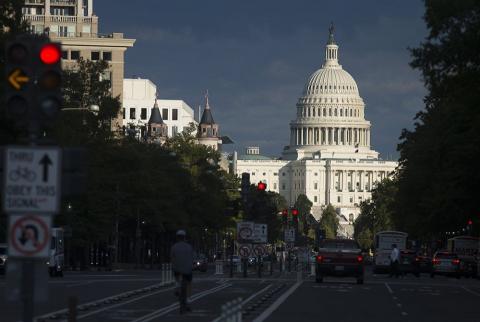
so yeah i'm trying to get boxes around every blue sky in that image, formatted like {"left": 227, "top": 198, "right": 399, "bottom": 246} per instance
{"left": 96, "top": 0, "right": 427, "bottom": 159}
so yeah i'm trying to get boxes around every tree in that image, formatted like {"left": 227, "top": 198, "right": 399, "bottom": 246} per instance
{"left": 354, "top": 179, "right": 397, "bottom": 249}
{"left": 319, "top": 205, "right": 339, "bottom": 239}
{"left": 293, "top": 194, "right": 313, "bottom": 236}
{"left": 396, "top": 1, "right": 480, "bottom": 238}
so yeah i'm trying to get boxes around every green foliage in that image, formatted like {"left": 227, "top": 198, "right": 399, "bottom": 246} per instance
{"left": 396, "top": 0, "right": 480, "bottom": 238}
{"left": 243, "top": 185, "right": 287, "bottom": 243}
{"left": 354, "top": 179, "right": 396, "bottom": 248}
{"left": 319, "top": 205, "right": 339, "bottom": 239}
{"left": 293, "top": 194, "right": 313, "bottom": 235}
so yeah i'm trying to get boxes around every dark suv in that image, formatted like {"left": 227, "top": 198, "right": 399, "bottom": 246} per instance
{"left": 399, "top": 250, "right": 421, "bottom": 277}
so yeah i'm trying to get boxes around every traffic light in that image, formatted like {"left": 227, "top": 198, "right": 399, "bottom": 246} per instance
{"left": 281, "top": 209, "right": 288, "bottom": 225}
{"left": 467, "top": 219, "right": 473, "bottom": 226}
{"left": 257, "top": 181, "right": 267, "bottom": 191}
{"left": 4, "top": 35, "right": 62, "bottom": 131}
{"left": 291, "top": 209, "right": 299, "bottom": 216}
{"left": 291, "top": 208, "right": 299, "bottom": 227}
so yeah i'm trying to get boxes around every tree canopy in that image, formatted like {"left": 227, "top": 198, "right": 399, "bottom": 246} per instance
{"left": 319, "top": 205, "right": 339, "bottom": 239}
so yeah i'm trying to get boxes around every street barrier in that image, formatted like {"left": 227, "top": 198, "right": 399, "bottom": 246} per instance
{"left": 214, "top": 297, "right": 242, "bottom": 322}
{"left": 161, "top": 263, "right": 174, "bottom": 285}
{"left": 215, "top": 260, "right": 224, "bottom": 275}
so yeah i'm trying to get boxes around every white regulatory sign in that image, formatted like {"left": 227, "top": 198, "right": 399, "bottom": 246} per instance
{"left": 253, "top": 223, "right": 268, "bottom": 243}
{"left": 3, "top": 146, "right": 61, "bottom": 214}
{"left": 237, "top": 221, "right": 254, "bottom": 242}
{"left": 8, "top": 214, "right": 52, "bottom": 258}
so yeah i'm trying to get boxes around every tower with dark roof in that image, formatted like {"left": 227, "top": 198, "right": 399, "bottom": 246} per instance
{"left": 197, "top": 91, "right": 221, "bottom": 150}
{"left": 147, "top": 98, "right": 168, "bottom": 144}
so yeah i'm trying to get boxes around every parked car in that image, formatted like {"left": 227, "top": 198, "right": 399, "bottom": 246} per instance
{"left": 399, "top": 250, "right": 420, "bottom": 277}
{"left": 193, "top": 255, "right": 208, "bottom": 272}
{"left": 315, "top": 239, "right": 365, "bottom": 284}
{"left": 0, "top": 244, "right": 7, "bottom": 275}
{"left": 431, "top": 251, "right": 461, "bottom": 278}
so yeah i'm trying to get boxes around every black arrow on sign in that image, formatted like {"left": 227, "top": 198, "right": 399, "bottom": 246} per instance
{"left": 39, "top": 154, "right": 53, "bottom": 182}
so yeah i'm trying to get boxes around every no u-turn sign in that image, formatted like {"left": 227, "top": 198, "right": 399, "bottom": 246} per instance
{"left": 8, "top": 214, "right": 52, "bottom": 258}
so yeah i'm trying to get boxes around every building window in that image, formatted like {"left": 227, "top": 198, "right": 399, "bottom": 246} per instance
{"left": 282, "top": 172, "right": 285, "bottom": 176}
{"left": 172, "top": 126, "right": 178, "bottom": 136}
{"left": 314, "top": 196, "right": 318, "bottom": 203}
{"left": 350, "top": 197, "right": 353, "bottom": 203}
{"left": 61, "top": 50, "right": 68, "bottom": 59}
{"left": 162, "top": 108, "right": 168, "bottom": 120}
{"left": 263, "top": 172, "right": 266, "bottom": 176}
{"left": 59, "top": 26, "right": 68, "bottom": 37}
{"left": 172, "top": 109, "right": 178, "bottom": 120}
{"left": 337, "top": 196, "right": 341, "bottom": 203}
{"left": 314, "top": 183, "right": 318, "bottom": 190}
{"left": 129, "top": 108, "right": 136, "bottom": 119}
{"left": 102, "top": 51, "right": 112, "bottom": 61}
{"left": 252, "top": 172, "right": 255, "bottom": 176}
{"left": 91, "top": 51, "right": 100, "bottom": 61}
{"left": 314, "top": 173, "right": 318, "bottom": 176}
{"left": 274, "top": 183, "right": 277, "bottom": 190}
{"left": 122, "top": 108, "right": 125, "bottom": 119}
{"left": 71, "top": 51, "right": 80, "bottom": 60}
{"left": 140, "top": 108, "right": 147, "bottom": 120}
{"left": 274, "top": 173, "right": 278, "bottom": 176}
{"left": 349, "top": 214, "right": 354, "bottom": 223}
{"left": 282, "top": 184, "right": 285, "bottom": 190}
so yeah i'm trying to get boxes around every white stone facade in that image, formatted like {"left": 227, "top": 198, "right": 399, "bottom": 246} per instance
{"left": 234, "top": 28, "right": 397, "bottom": 237}
{"left": 122, "top": 78, "right": 197, "bottom": 137}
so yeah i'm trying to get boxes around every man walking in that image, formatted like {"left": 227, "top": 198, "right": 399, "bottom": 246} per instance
{"left": 170, "top": 230, "right": 194, "bottom": 313}
{"left": 390, "top": 243, "right": 400, "bottom": 278}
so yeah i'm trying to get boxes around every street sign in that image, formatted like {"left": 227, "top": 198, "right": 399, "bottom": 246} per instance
{"left": 253, "top": 245, "right": 265, "bottom": 257}
{"left": 285, "top": 228, "right": 295, "bottom": 243}
{"left": 253, "top": 223, "right": 268, "bottom": 243}
{"left": 237, "top": 221, "right": 254, "bottom": 243}
{"left": 8, "top": 214, "right": 52, "bottom": 258}
{"left": 3, "top": 146, "right": 61, "bottom": 214}
{"left": 238, "top": 245, "right": 251, "bottom": 258}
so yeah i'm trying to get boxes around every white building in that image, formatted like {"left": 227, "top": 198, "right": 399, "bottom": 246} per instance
{"left": 122, "top": 78, "right": 197, "bottom": 138}
{"left": 234, "top": 26, "right": 397, "bottom": 237}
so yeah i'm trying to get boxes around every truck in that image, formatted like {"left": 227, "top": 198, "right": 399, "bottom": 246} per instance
{"left": 373, "top": 231, "right": 408, "bottom": 273}
{"left": 447, "top": 236, "right": 479, "bottom": 278}
{"left": 48, "top": 227, "right": 64, "bottom": 277}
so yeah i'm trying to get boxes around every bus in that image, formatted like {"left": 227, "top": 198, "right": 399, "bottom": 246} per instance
{"left": 373, "top": 231, "right": 408, "bottom": 273}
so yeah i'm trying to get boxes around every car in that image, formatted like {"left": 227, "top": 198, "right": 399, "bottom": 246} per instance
{"left": 315, "top": 239, "right": 365, "bottom": 284}
{"left": 431, "top": 251, "right": 461, "bottom": 278}
{"left": 225, "top": 255, "right": 241, "bottom": 267}
{"left": 193, "top": 255, "right": 208, "bottom": 272}
{"left": 0, "top": 244, "right": 7, "bottom": 275}
{"left": 399, "top": 250, "right": 420, "bottom": 277}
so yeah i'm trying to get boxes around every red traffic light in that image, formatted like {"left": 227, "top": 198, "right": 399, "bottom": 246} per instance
{"left": 257, "top": 182, "right": 267, "bottom": 191}
{"left": 467, "top": 219, "right": 473, "bottom": 225}
{"left": 40, "top": 43, "right": 61, "bottom": 65}
{"left": 282, "top": 209, "right": 288, "bottom": 216}
{"left": 291, "top": 209, "right": 299, "bottom": 216}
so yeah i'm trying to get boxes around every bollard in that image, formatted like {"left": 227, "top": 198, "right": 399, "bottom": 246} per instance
{"left": 168, "top": 263, "right": 173, "bottom": 284}
{"left": 161, "top": 263, "right": 166, "bottom": 285}
{"left": 236, "top": 262, "right": 242, "bottom": 273}
{"left": 215, "top": 260, "right": 224, "bottom": 275}
{"left": 310, "top": 262, "right": 315, "bottom": 276}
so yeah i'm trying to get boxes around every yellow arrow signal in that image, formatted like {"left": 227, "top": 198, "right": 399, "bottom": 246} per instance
{"left": 8, "top": 69, "right": 29, "bottom": 90}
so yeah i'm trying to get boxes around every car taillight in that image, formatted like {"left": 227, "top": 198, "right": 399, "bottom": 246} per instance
{"left": 357, "top": 255, "right": 364, "bottom": 263}
{"left": 432, "top": 258, "right": 440, "bottom": 265}
{"left": 316, "top": 255, "right": 323, "bottom": 263}
{"left": 415, "top": 257, "right": 420, "bottom": 262}
{"left": 452, "top": 259, "right": 460, "bottom": 265}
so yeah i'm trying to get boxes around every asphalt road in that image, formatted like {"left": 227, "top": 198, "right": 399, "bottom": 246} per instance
{"left": 0, "top": 266, "right": 479, "bottom": 322}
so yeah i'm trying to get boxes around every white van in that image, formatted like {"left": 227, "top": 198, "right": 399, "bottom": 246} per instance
{"left": 373, "top": 231, "right": 408, "bottom": 273}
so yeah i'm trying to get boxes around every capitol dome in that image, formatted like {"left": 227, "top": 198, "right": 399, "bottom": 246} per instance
{"left": 283, "top": 24, "right": 379, "bottom": 161}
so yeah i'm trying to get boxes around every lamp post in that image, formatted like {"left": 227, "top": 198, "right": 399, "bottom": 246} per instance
{"left": 62, "top": 104, "right": 100, "bottom": 125}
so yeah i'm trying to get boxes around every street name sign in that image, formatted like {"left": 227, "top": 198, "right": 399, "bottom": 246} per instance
{"left": 237, "top": 221, "right": 254, "bottom": 243}
{"left": 8, "top": 214, "right": 52, "bottom": 258}
{"left": 3, "top": 146, "right": 61, "bottom": 214}
{"left": 253, "top": 223, "right": 268, "bottom": 243}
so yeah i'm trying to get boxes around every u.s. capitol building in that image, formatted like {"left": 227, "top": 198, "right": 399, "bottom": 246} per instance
{"left": 233, "top": 27, "right": 397, "bottom": 236}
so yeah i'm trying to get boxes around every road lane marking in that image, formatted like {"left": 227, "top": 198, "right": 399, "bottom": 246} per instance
{"left": 385, "top": 282, "right": 394, "bottom": 294}
{"left": 131, "top": 283, "right": 232, "bottom": 322}
{"left": 72, "top": 286, "right": 177, "bottom": 320}
{"left": 35, "top": 282, "right": 169, "bottom": 321}
{"left": 252, "top": 282, "right": 302, "bottom": 322}
{"left": 461, "top": 286, "right": 480, "bottom": 297}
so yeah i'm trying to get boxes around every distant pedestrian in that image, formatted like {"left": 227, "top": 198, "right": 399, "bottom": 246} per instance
{"left": 390, "top": 244, "right": 400, "bottom": 278}
{"left": 170, "top": 230, "right": 194, "bottom": 313}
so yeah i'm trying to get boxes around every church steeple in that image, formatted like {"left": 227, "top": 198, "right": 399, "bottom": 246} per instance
{"left": 147, "top": 93, "right": 168, "bottom": 144}
{"left": 197, "top": 90, "right": 220, "bottom": 150}
{"left": 199, "top": 90, "right": 216, "bottom": 125}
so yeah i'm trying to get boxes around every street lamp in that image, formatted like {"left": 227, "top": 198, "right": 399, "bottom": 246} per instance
{"left": 62, "top": 104, "right": 100, "bottom": 125}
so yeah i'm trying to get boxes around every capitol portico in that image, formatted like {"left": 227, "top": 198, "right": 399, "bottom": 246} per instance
{"left": 233, "top": 26, "right": 397, "bottom": 237}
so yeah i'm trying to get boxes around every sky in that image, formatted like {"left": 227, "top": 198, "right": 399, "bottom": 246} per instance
{"left": 96, "top": 0, "right": 427, "bottom": 159}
